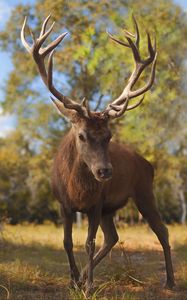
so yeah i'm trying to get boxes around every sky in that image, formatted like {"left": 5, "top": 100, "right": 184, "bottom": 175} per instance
{"left": 0, "top": 0, "right": 186, "bottom": 137}
{"left": 0, "top": 0, "right": 35, "bottom": 137}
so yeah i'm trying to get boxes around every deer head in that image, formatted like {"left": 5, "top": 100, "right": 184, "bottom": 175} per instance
{"left": 21, "top": 15, "right": 157, "bottom": 182}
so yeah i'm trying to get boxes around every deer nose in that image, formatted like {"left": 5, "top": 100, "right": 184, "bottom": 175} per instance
{"left": 97, "top": 167, "right": 113, "bottom": 179}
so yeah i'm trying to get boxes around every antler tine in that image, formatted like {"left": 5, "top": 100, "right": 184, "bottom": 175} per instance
{"left": 130, "top": 53, "right": 157, "bottom": 98}
{"left": 147, "top": 32, "right": 156, "bottom": 60}
{"left": 110, "top": 94, "right": 145, "bottom": 113}
{"left": 21, "top": 17, "right": 32, "bottom": 52}
{"left": 47, "top": 49, "right": 54, "bottom": 89}
{"left": 126, "top": 95, "right": 145, "bottom": 111}
{"left": 107, "top": 31, "right": 130, "bottom": 48}
{"left": 108, "top": 16, "right": 141, "bottom": 62}
{"left": 103, "top": 16, "right": 157, "bottom": 119}
{"left": 107, "top": 97, "right": 130, "bottom": 118}
{"left": 109, "top": 14, "right": 140, "bottom": 59}
{"left": 21, "top": 16, "right": 90, "bottom": 118}
{"left": 123, "top": 29, "right": 135, "bottom": 38}
{"left": 50, "top": 96, "right": 65, "bottom": 113}
{"left": 132, "top": 14, "right": 140, "bottom": 49}
{"left": 125, "top": 35, "right": 141, "bottom": 62}
{"left": 81, "top": 97, "right": 91, "bottom": 117}
{"left": 39, "top": 14, "right": 51, "bottom": 37}
{"left": 37, "top": 21, "right": 55, "bottom": 50}
{"left": 42, "top": 32, "right": 68, "bottom": 57}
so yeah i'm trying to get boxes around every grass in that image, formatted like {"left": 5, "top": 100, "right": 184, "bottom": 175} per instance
{"left": 0, "top": 223, "right": 187, "bottom": 299}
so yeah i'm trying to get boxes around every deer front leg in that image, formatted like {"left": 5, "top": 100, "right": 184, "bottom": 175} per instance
{"left": 84, "top": 205, "right": 102, "bottom": 295}
{"left": 81, "top": 213, "right": 118, "bottom": 281}
{"left": 63, "top": 212, "right": 80, "bottom": 286}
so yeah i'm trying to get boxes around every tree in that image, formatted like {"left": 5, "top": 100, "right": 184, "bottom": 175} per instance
{"left": 0, "top": 131, "right": 30, "bottom": 224}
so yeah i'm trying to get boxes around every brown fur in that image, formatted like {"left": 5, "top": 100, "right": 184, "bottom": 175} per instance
{"left": 52, "top": 129, "right": 153, "bottom": 212}
{"left": 53, "top": 114, "right": 153, "bottom": 212}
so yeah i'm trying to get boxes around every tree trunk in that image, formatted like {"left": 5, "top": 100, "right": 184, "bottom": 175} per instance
{"left": 179, "top": 189, "right": 186, "bottom": 224}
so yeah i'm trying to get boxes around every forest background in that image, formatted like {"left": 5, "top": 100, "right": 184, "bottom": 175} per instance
{"left": 0, "top": 0, "right": 186, "bottom": 225}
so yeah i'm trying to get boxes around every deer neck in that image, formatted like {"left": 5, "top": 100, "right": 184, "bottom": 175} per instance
{"left": 69, "top": 129, "right": 97, "bottom": 186}
{"left": 64, "top": 129, "right": 102, "bottom": 210}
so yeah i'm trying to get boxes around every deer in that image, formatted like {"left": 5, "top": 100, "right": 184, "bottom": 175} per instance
{"left": 21, "top": 15, "right": 175, "bottom": 295}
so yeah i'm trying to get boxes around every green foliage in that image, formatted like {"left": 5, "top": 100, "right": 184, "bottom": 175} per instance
{"left": 0, "top": 131, "right": 60, "bottom": 224}
{"left": 0, "top": 132, "right": 30, "bottom": 223}
{"left": 0, "top": 0, "right": 186, "bottom": 223}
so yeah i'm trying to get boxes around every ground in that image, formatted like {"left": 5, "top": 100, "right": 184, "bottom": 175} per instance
{"left": 0, "top": 223, "right": 187, "bottom": 300}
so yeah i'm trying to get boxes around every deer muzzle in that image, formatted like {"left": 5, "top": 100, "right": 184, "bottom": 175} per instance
{"left": 93, "top": 164, "right": 113, "bottom": 182}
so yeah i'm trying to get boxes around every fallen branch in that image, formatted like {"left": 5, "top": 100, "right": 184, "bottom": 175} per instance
{"left": 127, "top": 275, "right": 146, "bottom": 285}
{"left": 0, "top": 284, "right": 10, "bottom": 299}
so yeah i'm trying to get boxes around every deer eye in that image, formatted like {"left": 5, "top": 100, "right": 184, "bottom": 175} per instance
{"left": 78, "top": 133, "right": 86, "bottom": 142}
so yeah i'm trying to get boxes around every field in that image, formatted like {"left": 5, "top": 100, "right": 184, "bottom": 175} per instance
{"left": 0, "top": 223, "right": 187, "bottom": 300}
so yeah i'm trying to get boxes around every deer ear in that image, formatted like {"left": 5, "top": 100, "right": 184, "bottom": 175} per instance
{"left": 50, "top": 97, "right": 78, "bottom": 121}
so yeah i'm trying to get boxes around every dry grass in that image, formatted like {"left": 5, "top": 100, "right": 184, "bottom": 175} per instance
{"left": 0, "top": 223, "right": 187, "bottom": 299}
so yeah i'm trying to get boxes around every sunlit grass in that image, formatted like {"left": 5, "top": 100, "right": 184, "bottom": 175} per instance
{"left": 0, "top": 223, "right": 187, "bottom": 299}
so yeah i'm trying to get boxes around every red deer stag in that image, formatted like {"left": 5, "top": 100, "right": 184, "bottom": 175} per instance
{"left": 21, "top": 15, "right": 175, "bottom": 294}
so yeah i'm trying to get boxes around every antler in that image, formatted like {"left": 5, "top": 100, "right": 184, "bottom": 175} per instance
{"left": 21, "top": 15, "right": 90, "bottom": 117}
{"left": 21, "top": 15, "right": 156, "bottom": 120}
{"left": 104, "top": 15, "right": 157, "bottom": 118}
